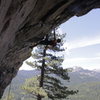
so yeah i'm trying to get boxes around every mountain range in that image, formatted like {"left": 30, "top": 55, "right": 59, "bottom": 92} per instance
{"left": 2, "top": 67, "right": 100, "bottom": 100}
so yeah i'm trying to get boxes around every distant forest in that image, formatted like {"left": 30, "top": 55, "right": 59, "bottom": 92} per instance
{"left": 2, "top": 68, "right": 100, "bottom": 100}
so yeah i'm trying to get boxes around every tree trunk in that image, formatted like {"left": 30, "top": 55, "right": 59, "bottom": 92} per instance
{"left": 37, "top": 46, "right": 47, "bottom": 100}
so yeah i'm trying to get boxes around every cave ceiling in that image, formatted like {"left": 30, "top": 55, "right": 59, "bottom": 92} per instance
{"left": 0, "top": 0, "right": 100, "bottom": 98}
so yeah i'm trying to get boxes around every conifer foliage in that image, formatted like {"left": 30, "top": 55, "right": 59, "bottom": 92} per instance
{"left": 22, "top": 29, "right": 78, "bottom": 100}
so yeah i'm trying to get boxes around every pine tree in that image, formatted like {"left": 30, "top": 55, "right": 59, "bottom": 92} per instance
{"left": 22, "top": 29, "right": 78, "bottom": 100}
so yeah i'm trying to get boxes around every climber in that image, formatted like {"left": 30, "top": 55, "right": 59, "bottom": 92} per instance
{"left": 29, "top": 28, "right": 61, "bottom": 49}
{"left": 29, "top": 38, "right": 61, "bottom": 49}
{"left": 39, "top": 38, "right": 61, "bottom": 46}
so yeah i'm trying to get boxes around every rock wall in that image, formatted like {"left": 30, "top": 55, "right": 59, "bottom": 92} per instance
{"left": 0, "top": 0, "right": 100, "bottom": 98}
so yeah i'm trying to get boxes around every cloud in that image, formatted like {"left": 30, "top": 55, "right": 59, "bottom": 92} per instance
{"left": 64, "top": 57, "right": 100, "bottom": 62}
{"left": 64, "top": 35, "right": 100, "bottom": 50}
{"left": 96, "top": 52, "right": 100, "bottom": 57}
{"left": 20, "top": 57, "right": 34, "bottom": 70}
{"left": 63, "top": 57, "right": 100, "bottom": 70}
{"left": 20, "top": 62, "right": 34, "bottom": 70}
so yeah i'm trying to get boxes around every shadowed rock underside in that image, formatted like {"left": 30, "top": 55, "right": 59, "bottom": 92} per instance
{"left": 0, "top": 0, "right": 100, "bottom": 98}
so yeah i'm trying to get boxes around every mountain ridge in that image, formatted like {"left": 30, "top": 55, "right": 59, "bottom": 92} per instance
{"left": 3, "top": 67, "right": 100, "bottom": 100}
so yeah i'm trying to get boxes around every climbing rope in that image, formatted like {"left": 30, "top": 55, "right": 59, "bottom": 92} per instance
{"left": 30, "top": 29, "right": 56, "bottom": 48}
{"left": 53, "top": 28, "right": 56, "bottom": 40}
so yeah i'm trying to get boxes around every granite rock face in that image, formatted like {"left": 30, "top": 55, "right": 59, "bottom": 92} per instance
{"left": 0, "top": 0, "right": 100, "bottom": 98}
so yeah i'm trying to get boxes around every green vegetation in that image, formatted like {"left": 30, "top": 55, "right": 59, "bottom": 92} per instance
{"left": 1, "top": 30, "right": 100, "bottom": 100}
{"left": 1, "top": 93, "right": 15, "bottom": 100}
{"left": 69, "top": 81, "right": 100, "bottom": 100}
{"left": 2, "top": 68, "right": 100, "bottom": 100}
{"left": 22, "top": 30, "right": 77, "bottom": 100}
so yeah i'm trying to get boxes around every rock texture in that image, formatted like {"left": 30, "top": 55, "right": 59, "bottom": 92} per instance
{"left": 0, "top": 0, "right": 100, "bottom": 98}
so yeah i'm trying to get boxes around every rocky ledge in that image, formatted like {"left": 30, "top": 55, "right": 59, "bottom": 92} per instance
{"left": 0, "top": 0, "right": 100, "bottom": 98}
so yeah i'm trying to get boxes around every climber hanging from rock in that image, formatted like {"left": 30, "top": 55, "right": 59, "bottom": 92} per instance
{"left": 38, "top": 38, "right": 61, "bottom": 47}
{"left": 29, "top": 28, "right": 61, "bottom": 49}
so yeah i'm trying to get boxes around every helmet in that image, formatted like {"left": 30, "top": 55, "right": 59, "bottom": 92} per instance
{"left": 57, "top": 39, "right": 61, "bottom": 43}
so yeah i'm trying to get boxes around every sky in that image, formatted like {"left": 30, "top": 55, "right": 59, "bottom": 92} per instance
{"left": 61, "top": 9, "right": 100, "bottom": 70}
{"left": 20, "top": 9, "right": 100, "bottom": 70}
